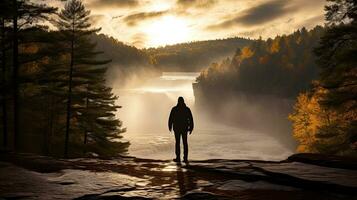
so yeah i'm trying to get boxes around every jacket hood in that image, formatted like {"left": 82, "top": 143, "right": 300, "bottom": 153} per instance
{"left": 177, "top": 97, "right": 186, "bottom": 107}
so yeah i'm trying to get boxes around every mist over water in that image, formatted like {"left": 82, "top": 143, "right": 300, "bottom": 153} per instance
{"left": 112, "top": 72, "right": 293, "bottom": 161}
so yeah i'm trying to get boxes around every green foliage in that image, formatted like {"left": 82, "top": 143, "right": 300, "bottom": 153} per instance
{"left": 0, "top": 0, "right": 129, "bottom": 157}
{"left": 51, "top": 0, "right": 128, "bottom": 157}
{"left": 0, "top": 0, "right": 56, "bottom": 150}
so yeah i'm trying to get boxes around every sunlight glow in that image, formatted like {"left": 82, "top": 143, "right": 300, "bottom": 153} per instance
{"left": 161, "top": 72, "right": 200, "bottom": 81}
{"left": 144, "top": 16, "right": 191, "bottom": 47}
{"left": 148, "top": 2, "right": 172, "bottom": 11}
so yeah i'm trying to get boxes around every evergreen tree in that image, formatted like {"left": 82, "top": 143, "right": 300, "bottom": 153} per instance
{"left": 35, "top": 40, "right": 69, "bottom": 155}
{"left": 53, "top": 0, "right": 127, "bottom": 157}
{"left": 78, "top": 77, "right": 128, "bottom": 156}
{"left": 196, "top": 26, "right": 323, "bottom": 99}
{"left": 314, "top": 0, "right": 357, "bottom": 152}
{"left": 0, "top": 1, "right": 12, "bottom": 148}
{"left": 9, "top": 0, "right": 55, "bottom": 151}
{"left": 289, "top": 0, "right": 357, "bottom": 155}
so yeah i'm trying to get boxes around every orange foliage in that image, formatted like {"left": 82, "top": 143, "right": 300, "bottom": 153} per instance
{"left": 240, "top": 47, "right": 254, "bottom": 59}
{"left": 20, "top": 43, "right": 39, "bottom": 54}
{"left": 270, "top": 38, "right": 280, "bottom": 53}
{"left": 259, "top": 55, "right": 269, "bottom": 64}
{"left": 289, "top": 86, "right": 337, "bottom": 153}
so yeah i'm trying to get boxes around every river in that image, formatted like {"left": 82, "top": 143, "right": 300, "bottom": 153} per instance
{"left": 113, "top": 72, "right": 293, "bottom": 161}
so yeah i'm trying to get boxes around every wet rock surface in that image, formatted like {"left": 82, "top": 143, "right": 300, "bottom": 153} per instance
{"left": 0, "top": 152, "right": 356, "bottom": 200}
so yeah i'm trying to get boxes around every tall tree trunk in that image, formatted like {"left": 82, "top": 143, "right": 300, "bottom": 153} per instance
{"left": 64, "top": 34, "right": 74, "bottom": 158}
{"left": 1, "top": 18, "right": 8, "bottom": 148}
{"left": 48, "top": 95, "right": 55, "bottom": 155}
{"left": 84, "top": 86, "right": 89, "bottom": 145}
{"left": 12, "top": 0, "right": 19, "bottom": 151}
{"left": 43, "top": 95, "right": 50, "bottom": 155}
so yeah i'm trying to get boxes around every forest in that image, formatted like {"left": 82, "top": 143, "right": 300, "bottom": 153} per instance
{"left": 145, "top": 37, "right": 252, "bottom": 72}
{"left": 0, "top": 0, "right": 129, "bottom": 157}
{"left": 194, "top": 0, "right": 357, "bottom": 156}
{"left": 92, "top": 34, "right": 253, "bottom": 76}
{"left": 0, "top": 0, "right": 356, "bottom": 199}
{"left": 0, "top": 0, "right": 252, "bottom": 158}
{"left": 0, "top": 0, "right": 356, "bottom": 158}
{"left": 195, "top": 26, "right": 324, "bottom": 99}
{"left": 289, "top": 0, "right": 357, "bottom": 155}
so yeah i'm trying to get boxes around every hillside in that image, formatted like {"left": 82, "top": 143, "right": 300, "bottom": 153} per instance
{"left": 193, "top": 26, "right": 325, "bottom": 146}
{"left": 92, "top": 35, "right": 253, "bottom": 73}
{"left": 195, "top": 26, "right": 325, "bottom": 100}
{"left": 90, "top": 35, "right": 253, "bottom": 85}
{"left": 145, "top": 37, "right": 253, "bottom": 72}
{"left": 92, "top": 34, "right": 151, "bottom": 67}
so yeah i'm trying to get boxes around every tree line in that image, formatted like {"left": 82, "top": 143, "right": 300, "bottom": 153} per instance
{"left": 0, "top": 0, "right": 128, "bottom": 158}
{"left": 146, "top": 37, "right": 252, "bottom": 72}
{"left": 193, "top": 26, "right": 324, "bottom": 146}
{"left": 195, "top": 0, "right": 356, "bottom": 156}
{"left": 196, "top": 26, "right": 324, "bottom": 99}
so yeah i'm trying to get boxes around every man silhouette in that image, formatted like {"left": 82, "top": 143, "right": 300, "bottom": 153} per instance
{"left": 168, "top": 97, "right": 194, "bottom": 162}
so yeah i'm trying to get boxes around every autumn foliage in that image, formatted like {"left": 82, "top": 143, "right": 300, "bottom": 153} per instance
{"left": 289, "top": 85, "right": 353, "bottom": 154}
{"left": 290, "top": 0, "right": 357, "bottom": 156}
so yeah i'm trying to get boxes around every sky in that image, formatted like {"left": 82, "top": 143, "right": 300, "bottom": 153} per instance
{"left": 46, "top": 0, "right": 327, "bottom": 48}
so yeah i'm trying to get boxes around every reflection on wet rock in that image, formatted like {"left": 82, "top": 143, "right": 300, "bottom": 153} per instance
{"left": 0, "top": 153, "right": 356, "bottom": 200}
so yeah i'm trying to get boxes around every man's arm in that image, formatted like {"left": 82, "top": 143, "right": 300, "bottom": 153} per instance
{"left": 188, "top": 108, "right": 194, "bottom": 133}
{"left": 168, "top": 108, "right": 174, "bottom": 132}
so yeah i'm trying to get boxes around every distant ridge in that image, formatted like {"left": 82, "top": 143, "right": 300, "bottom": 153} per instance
{"left": 91, "top": 34, "right": 253, "bottom": 72}
{"left": 145, "top": 37, "right": 253, "bottom": 72}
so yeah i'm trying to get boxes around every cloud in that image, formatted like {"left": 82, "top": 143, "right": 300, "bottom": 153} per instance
{"left": 297, "top": 15, "right": 325, "bottom": 29}
{"left": 89, "top": 14, "right": 106, "bottom": 25}
{"left": 130, "top": 33, "right": 148, "bottom": 48}
{"left": 123, "top": 11, "right": 168, "bottom": 26}
{"left": 206, "top": 0, "right": 291, "bottom": 30}
{"left": 88, "top": 0, "right": 139, "bottom": 9}
{"left": 57, "top": 0, "right": 326, "bottom": 47}
{"left": 176, "top": 0, "right": 217, "bottom": 9}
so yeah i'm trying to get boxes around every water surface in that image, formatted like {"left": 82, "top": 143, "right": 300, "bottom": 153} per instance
{"left": 114, "top": 72, "right": 292, "bottom": 161}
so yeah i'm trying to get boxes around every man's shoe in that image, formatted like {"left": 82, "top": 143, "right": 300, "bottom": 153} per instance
{"left": 173, "top": 158, "right": 181, "bottom": 162}
{"left": 183, "top": 156, "right": 188, "bottom": 163}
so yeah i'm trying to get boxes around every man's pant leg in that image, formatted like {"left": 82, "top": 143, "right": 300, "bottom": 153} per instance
{"left": 182, "top": 132, "right": 188, "bottom": 161}
{"left": 174, "top": 131, "right": 181, "bottom": 159}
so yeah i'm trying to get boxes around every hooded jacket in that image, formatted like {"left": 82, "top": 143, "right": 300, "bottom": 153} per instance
{"left": 168, "top": 101, "right": 194, "bottom": 132}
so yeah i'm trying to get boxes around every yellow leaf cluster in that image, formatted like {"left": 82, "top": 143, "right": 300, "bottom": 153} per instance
{"left": 241, "top": 47, "right": 254, "bottom": 59}
{"left": 270, "top": 39, "right": 280, "bottom": 53}
{"left": 289, "top": 87, "right": 336, "bottom": 153}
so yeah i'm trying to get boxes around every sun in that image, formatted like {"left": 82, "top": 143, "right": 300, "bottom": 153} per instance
{"left": 144, "top": 16, "right": 191, "bottom": 47}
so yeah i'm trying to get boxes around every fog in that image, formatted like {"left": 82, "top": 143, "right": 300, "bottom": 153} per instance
{"left": 111, "top": 71, "right": 294, "bottom": 161}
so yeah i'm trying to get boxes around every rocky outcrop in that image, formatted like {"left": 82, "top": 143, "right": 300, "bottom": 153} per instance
{"left": 0, "top": 152, "right": 356, "bottom": 200}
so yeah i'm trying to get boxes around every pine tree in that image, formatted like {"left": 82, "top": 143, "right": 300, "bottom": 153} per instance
{"left": 0, "top": 1, "right": 12, "bottom": 148}
{"left": 53, "top": 0, "right": 127, "bottom": 157}
{"left": 35, "top": 40, "right": 69, "bottom": 155}
{"left": 8, "top": 0, "right": 55, "bottom": 151}
{"left": 78, "top": 77, "right": 128, "bottom": 156}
